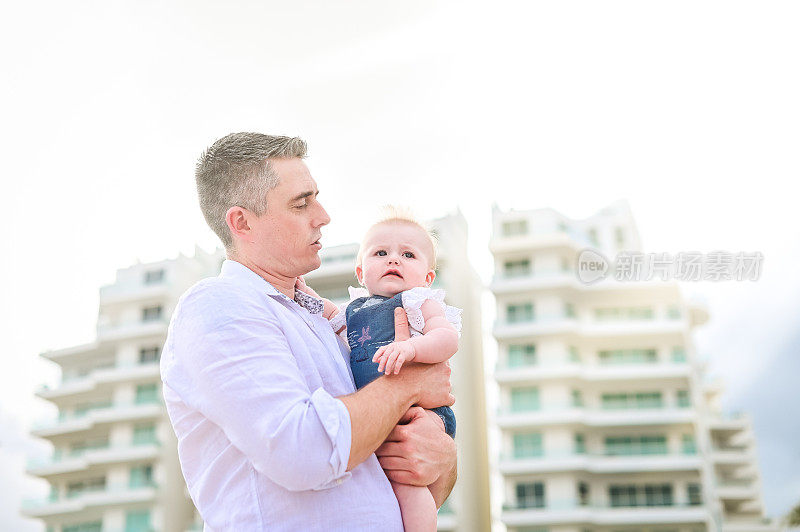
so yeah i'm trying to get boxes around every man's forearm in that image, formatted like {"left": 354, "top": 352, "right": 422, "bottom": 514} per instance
{"left": 430, "top": 454, "right": 457, "bottom": 508}
{"left": 339, "top": 375, "right": 417, "bottom": 471}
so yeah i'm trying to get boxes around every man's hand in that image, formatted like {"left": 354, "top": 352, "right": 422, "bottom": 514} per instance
{"left": 373, "top": 340, "right": 416, "bottom": 374}
{"left": 388, "top": 307, "right": 454, "bottom": 408}
{"left": 375, "top": 406, "right": 456, "bottom": 487}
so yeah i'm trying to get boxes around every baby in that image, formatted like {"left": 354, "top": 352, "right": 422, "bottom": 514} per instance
{"left": 297, "top": 210, "right": 460, "bottom": 532}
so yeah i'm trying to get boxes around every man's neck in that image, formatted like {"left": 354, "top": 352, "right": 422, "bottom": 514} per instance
{"left": 228, "top": 253, "right": 296, "bottom": 298}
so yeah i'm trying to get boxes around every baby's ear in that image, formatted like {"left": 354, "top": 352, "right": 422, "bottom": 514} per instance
{"left": 355, "top": 264, "right": 365, "bottom": 285}
{"left": 426, "top": 270, "right": 436, "bottom": 286}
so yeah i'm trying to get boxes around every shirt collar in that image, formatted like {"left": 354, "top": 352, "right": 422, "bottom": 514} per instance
{"left": 220, "top": 259, "right": 324, "bottom": 315}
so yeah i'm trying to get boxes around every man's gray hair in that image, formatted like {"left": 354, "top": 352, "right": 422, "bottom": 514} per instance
{"left": 195, "top": 132, "right": 307, "bottom": 250}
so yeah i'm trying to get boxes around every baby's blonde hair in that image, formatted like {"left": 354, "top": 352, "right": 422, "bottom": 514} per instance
{"left": 356, "top": 206, "right": 438, "bottom": 269}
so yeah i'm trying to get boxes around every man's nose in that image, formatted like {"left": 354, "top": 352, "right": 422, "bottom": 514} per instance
{"left": 314, "top": 201, "right": 331, "bottom": 227}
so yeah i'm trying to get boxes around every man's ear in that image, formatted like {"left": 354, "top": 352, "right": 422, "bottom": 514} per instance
{"left": 355, "top": 264, "right": 364, "bottom": 286}
{"left": 226, "top": 206, "right": 253, "bottom": 243}
{"left": 426, "top": 270, "right": 436, "bottom": 287}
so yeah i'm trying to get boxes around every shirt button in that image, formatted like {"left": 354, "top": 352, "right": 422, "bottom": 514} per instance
{"left": 336, "top": 479, "right": 343, "bottom": 485}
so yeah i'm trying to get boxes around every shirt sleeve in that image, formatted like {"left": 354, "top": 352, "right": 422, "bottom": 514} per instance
{"left": 164, "top": 290, "right": 352, "bottom": 492}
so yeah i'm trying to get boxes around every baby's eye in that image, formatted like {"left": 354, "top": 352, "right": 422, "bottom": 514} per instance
{"left": 375, "top": 250, "right": 387, "bottom": 256}
{"left": 403, "top": 251, "right": 415, "bottom": 258}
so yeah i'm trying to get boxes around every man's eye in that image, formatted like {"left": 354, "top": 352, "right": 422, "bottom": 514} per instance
{"left": 403, "top": 252, "right": 415, "bottom": 258}
{"left": 375, "top": 250, "right": 387, "bottom": 256}
{"left": 295, "top": 202, "right": 308, "bottom": 209}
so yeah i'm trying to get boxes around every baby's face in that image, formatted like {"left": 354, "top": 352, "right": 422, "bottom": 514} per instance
{"left": 356, "top": 222, "right": 435, "bottom": 298}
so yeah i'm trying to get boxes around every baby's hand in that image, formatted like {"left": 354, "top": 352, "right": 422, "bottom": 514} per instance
{"left": 373, "top": 340, "right": 416, "bottom": 375}
{"left": 294, "top": 276, "right": 320, "bottom": 298}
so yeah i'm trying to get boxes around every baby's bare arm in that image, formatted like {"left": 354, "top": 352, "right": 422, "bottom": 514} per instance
{"left": 407, "top": 299, "right": 458, "bottom": 363}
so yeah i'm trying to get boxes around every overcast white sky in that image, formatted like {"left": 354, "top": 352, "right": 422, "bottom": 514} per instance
{"left": 1, "top": 1, "right": 799, "bottom": 528}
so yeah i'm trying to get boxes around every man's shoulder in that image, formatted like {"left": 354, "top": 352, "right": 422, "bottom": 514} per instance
{"left": 173, "top": 275, "right": 278, "bottom": 328}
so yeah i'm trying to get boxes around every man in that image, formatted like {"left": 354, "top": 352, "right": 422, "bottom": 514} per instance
{"left": 160, "top": 132, "right": 457, "bottom": 530}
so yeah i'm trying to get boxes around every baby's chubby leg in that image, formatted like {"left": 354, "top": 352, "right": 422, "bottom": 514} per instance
{"left": 390, "top": 480, "right": 437, "bottom": 532}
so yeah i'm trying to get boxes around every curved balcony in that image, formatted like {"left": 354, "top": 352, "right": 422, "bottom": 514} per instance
{"left": 495, "top": 361, "right": 692, "bottom": 385}
{"left": 96, "top": 319, "right": 169, "bottom": 342}
{"left": 32, "top": 401, "right": 163, "bottom": 438}
{"left": 498, "top": 451, "right": 703, "bottom": 475}
{"left": 501, "top": 500, "right": 709, "bottom": 527}
{"left": 21, "top": 483, "right": 158, "bottom": 518}
{"left": 27, "top": 443, "right": 161, "bottom": 478}
{"left": 99, "top": 282, "right": 169, "bottom": 306}
{"left": 495, "top": 406, "right": 696, "bottom": 429}
{"left": 716, "top": 480, "right": 760, "bottom": 501}
{"left": 493, "top": 317, "right": 687, "bottom": 341}
{"left": 36, "top": 361, "right": 160, "bottom": 401}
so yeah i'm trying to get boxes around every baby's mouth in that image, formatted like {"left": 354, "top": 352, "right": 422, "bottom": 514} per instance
{"left": 383, "top": 269, "right": 403, "bottom": 279}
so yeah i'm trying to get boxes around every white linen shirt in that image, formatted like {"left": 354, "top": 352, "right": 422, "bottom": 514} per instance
{"left": 161, "top": 259, "right": 403, "bottom": 531}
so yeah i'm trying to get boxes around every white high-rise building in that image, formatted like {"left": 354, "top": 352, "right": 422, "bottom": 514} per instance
{"left": 489, "top": 201, "right": 778, "bottom": 532}
{"left": 24, "top": 247, "right": 222, "bottom": 532}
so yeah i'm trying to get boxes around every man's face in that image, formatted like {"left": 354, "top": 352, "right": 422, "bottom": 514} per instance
{"left": 248, "top": 158, "right": 330, "bottom": 278}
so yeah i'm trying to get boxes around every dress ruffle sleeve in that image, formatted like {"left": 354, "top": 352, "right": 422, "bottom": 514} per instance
{"left": 400, "top": 286, "right": 463, "bottom": 337}
{"left": 327, "top": 286, "right": 370, "bottom": 338}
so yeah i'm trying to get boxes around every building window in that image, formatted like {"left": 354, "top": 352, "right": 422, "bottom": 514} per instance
{"left": 125, "top": 509, "right": 152, "bottom": 532}
{"left": 682, "top": 434, "right": 697, "bottom": 455}
{"left": 129, "top": 464, "right": 153, "bottom": 488}
{"left": 133, "top": 423, "right": 158, "bottom": 446}
{"left": 141, "top": 305, "right": 163, "bottom": 322}
{"left": 568, "top": 346, "right": 580, "bottom": 363}
{"left": 144, "top": 269, "right": 165, "bottom": 284}
{"left": 667, "top": 306, "right": 681, "bottom": 319}
{"left": 503, "top": 259, "right": 531, "bottom": 278}
{"left": 564, "top": 303, "right": 576, "bottom": 318}
{"left": 601, "top": 392, "right": 663, "bottom": 410}
{"left": 609, "top": 484, "right": 672, "bottom": 507}
{"left": 598, "top": 349, "right": 657, "bottom": 365}
{"left": 502, "top": 219, "right": 528, "bottom": 237}
{"left": 516, "top": 482, "right": 545, "bottom": 508}
{"left": 67, "top": 477, "right": 105, "bottom": 498}
{"left": 513, "top": 432, "right": 543, "bottom": 458}
{"left": 508, "top": 344, "right": 536, "bottom": 367}
{"left": 687, "top": 483, "right": 703, "bottom": 505}
{"left": 139, "top": 347, "right": 161, "bottom": 364}
{"left": 605, "top": 436, "right": 667, "bottom": 456}
{"left": 578, "top": 481, "right": 590, "bottom": 506}
{"left": 677, "top": 390, "right": 691, "bottom": 408}
{"left": 574, "top": 433, "right": 586, "bottom": 454}
{"left": 510, "top": 387, "right": 540, "bottom": 412}
{"left": 63, "top": 522, "right": 102, "bottom": 532}
{"left": 671, "top": 346, "right": 687, "bottom": 363}
{"left": 571, "top": 389, "right": 584, "bottom": 407}
{"left": 507, "top": 303, "right": 534, "bottom": 323}
{"left": 135, "top": 384, "right": 160, "bottom": 405}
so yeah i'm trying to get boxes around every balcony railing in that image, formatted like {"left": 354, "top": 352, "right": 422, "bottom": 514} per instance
{"left": 32, "top": 399, "right": 162, "bottom": 432}
{"left": 37, "top": 360, "right": 160, "bottom": 396}
{"left": 22, "top": 482, "right": 158, "bottom": 512}
{"left": 27, "top": 442, "right": 161, "bottom": 471}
